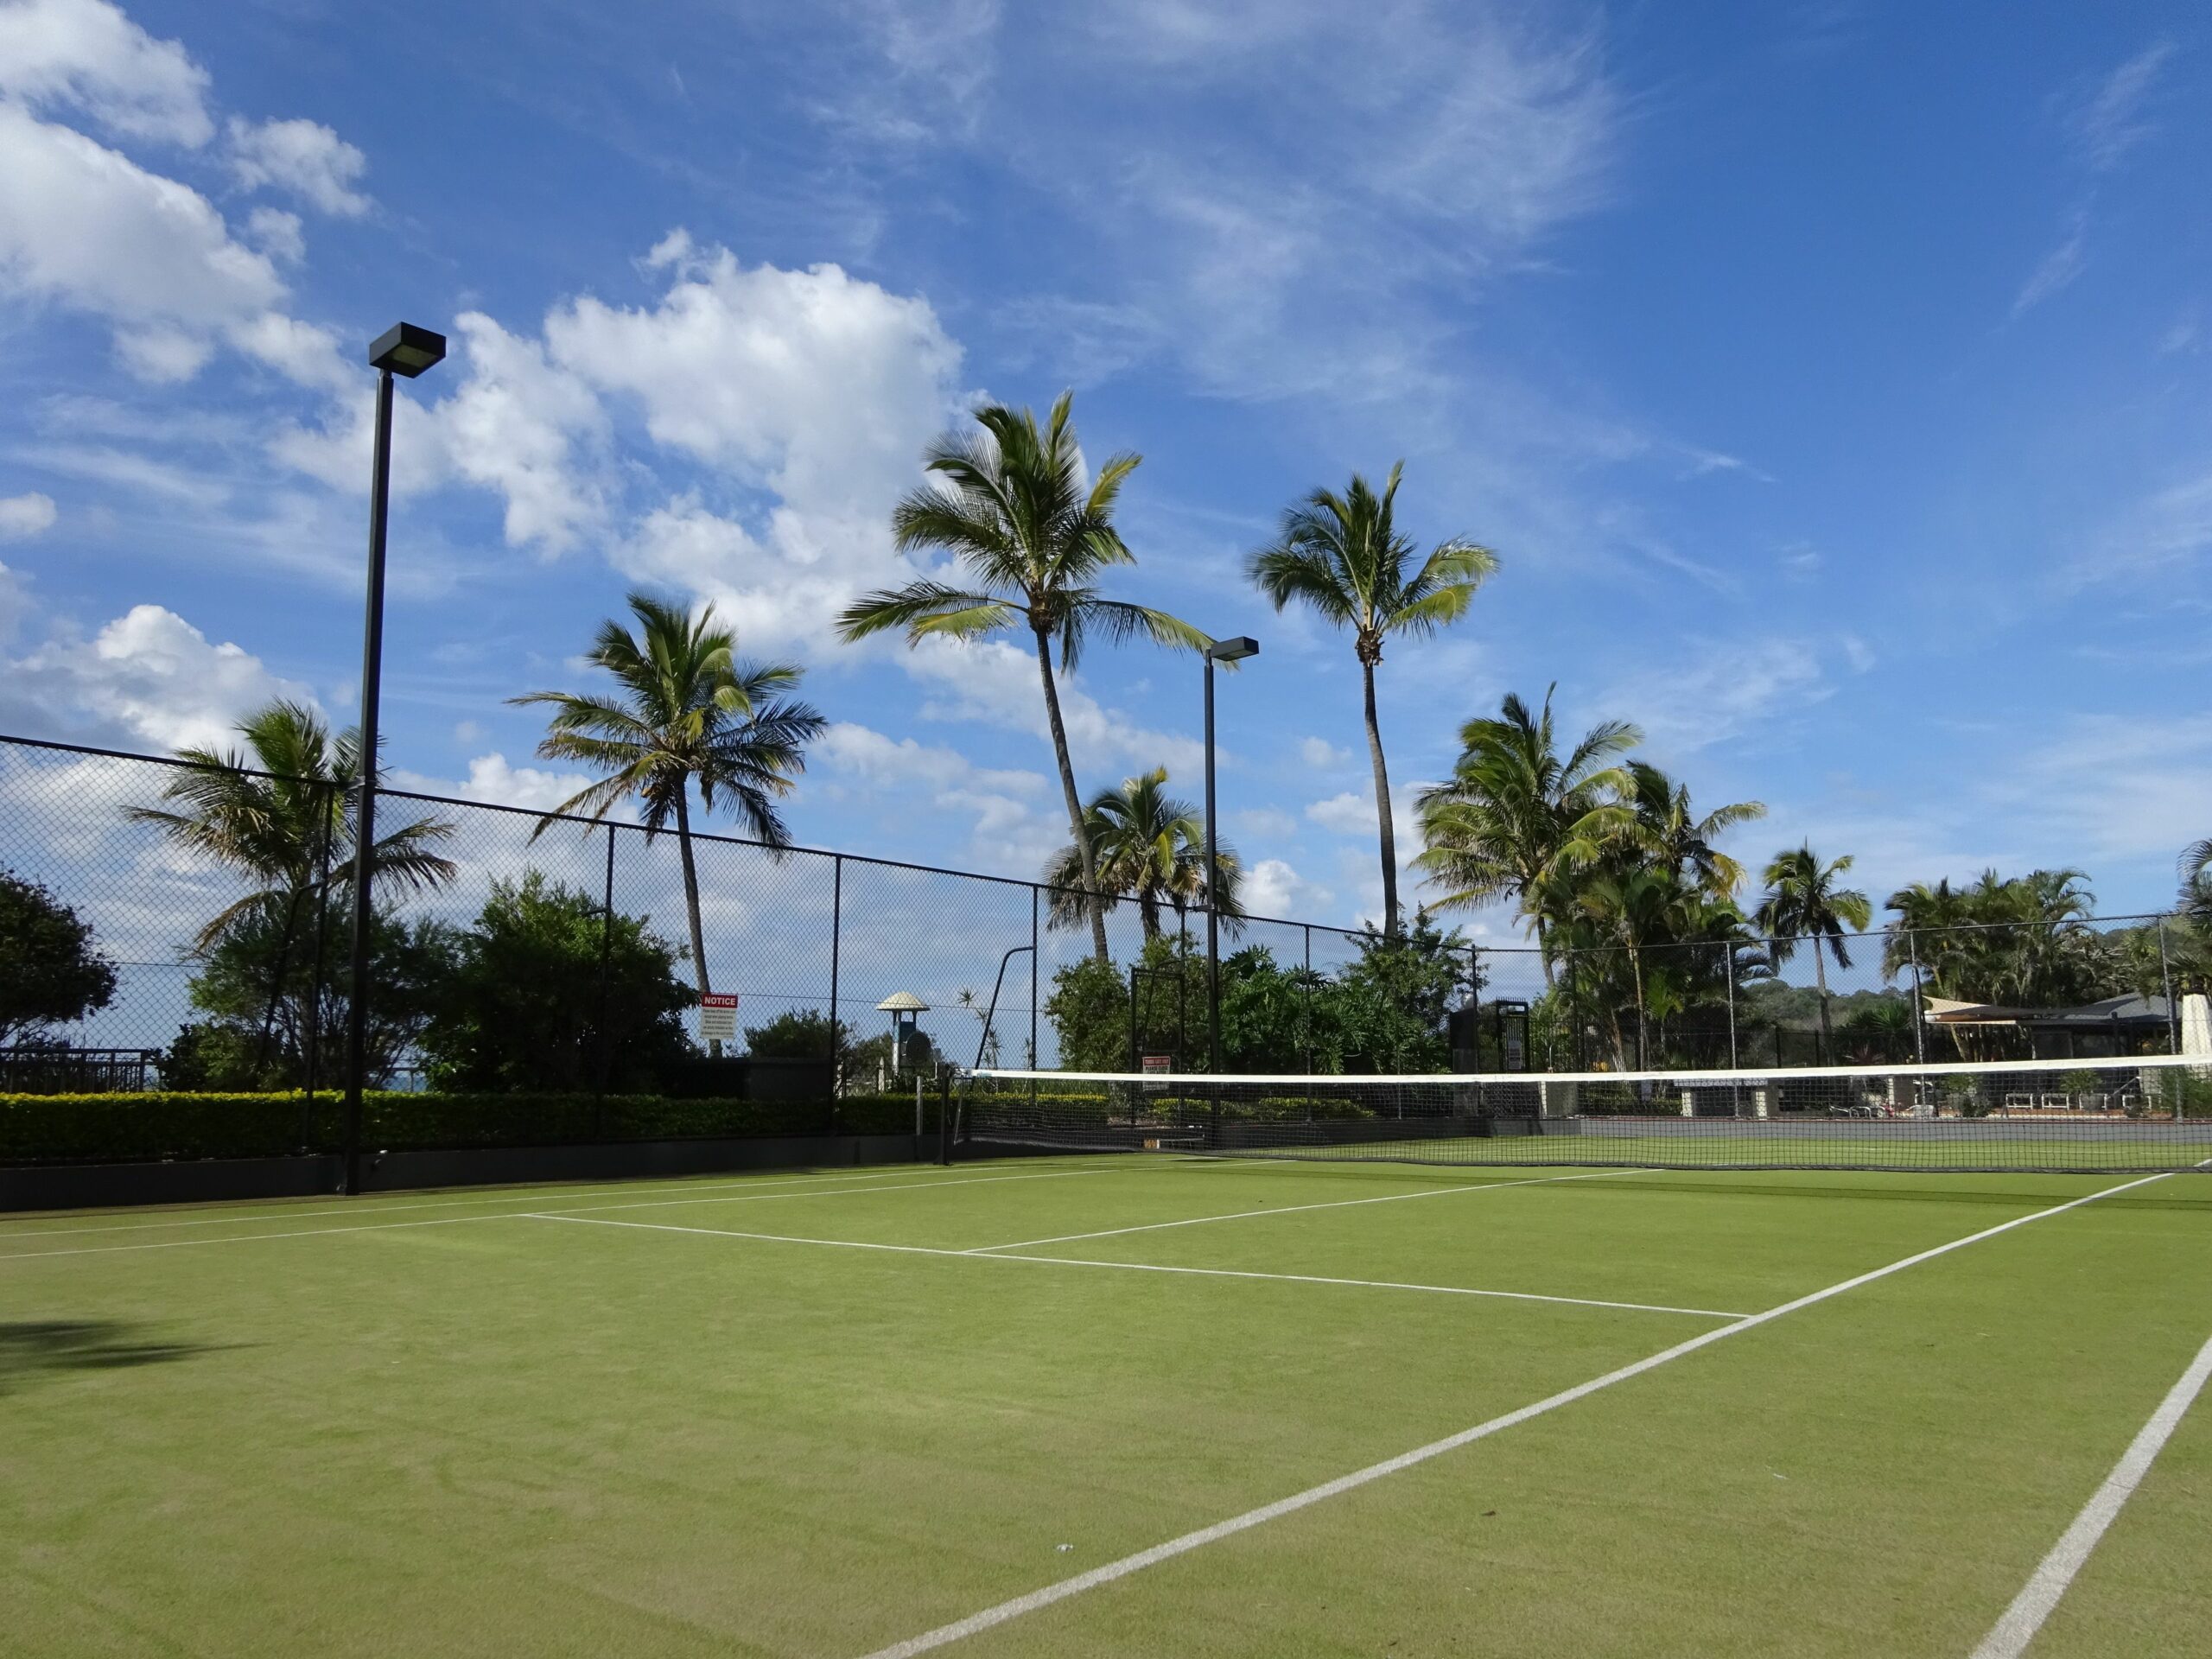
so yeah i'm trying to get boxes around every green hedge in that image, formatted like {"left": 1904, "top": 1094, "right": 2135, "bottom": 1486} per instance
{"left": 0, "top": 1090, "right": 940, "bottom": 1166}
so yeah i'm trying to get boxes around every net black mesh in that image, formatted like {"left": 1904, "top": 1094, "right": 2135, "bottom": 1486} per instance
{"left": 959, "top": 1058, "right": 2212, "bottom": 1173}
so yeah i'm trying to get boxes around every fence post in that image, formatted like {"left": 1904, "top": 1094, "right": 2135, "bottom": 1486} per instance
{"left": 1029, "top": 884, "right": 1039, "bottom": 1108}
{"left": 594, "top": 822, "right": 616, "bottom": 1137}
{"left": 1725, "top": 938, "right": 1738, "bottom": 1070}
{"left": 1303, "top": 924, "right": 1314, "bottom": 1080}
{"left": 2158, "top": 918, "right": 2179, "bottom": 1054}
{"left": 1906, "top": 930, "right": 1928, "bottom": 1065}
{"left": 300, "top": 782, "right": 334, "bottom": 1154}
{"left": 938, "top": 1065, "right": 954, "bottom": 1166}
{"left": 829, "top": 853, "right": 843, "bottom": 1097}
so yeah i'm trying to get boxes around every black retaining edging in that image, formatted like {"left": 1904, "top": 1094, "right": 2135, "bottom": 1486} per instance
{"left": 0, "top": 1133, "right": 938, "bottom": 1214}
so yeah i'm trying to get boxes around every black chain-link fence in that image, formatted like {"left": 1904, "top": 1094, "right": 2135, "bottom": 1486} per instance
{"left": 1, "top": 730, "right": 2197, "bottom": 1166}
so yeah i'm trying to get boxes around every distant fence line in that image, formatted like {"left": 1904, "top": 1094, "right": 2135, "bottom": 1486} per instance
{"left": 0, "top": 731, "right": 2192, "bottom": 1099}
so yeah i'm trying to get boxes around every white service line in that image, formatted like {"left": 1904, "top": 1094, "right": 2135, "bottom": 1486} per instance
{"left": 0, "top": 1167, "right": 1110, "bottom": 1263}
{"left": 852, "top": 1166, "right": 2183, "bottom": 1659}
{"left": 0, "top": 1161, "right": 1039, "bottom": 1239}
{"left": 1968, "top": 1326, "right": 2212, "bottom": 1659}
{"left": 524, "top": 1212, "right": 1734, "bottom": 1318}
{"left": 963, "top": 1167, "right": 1624, "bottom": 1254}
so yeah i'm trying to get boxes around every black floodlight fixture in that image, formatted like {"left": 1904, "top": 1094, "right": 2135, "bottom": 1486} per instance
{"left": 367, "top": 321, "right": 447, "bottom": 378}
{"left": 1205, "top": 635, "right": 1260, "bottom": 663}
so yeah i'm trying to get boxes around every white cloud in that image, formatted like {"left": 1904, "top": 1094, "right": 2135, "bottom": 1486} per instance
{"left": 907, "top": 635, "right": 1205, "bottom": 775}
{"left": 0, "top": 493, "right": 58, "bottom": 539}
{"left": 1243, "top": 855, "right": 1330, "bottom": 920}
{"left": 391, "top": 753, "right": 596, "bottom": 816}
{"left": 1599, "top": 638, "right": 1834, "bottom": 755}
{"left": 435, "top": 311, "right": 611, "bottom": 551}
{"left": 1231, "top": 804, "right": 1298, "bottom": 840}
{"left": 2012, "top": 214, "right": 2087, "bottom": 319}
{"left": 2069, "top": 40, "right": 2175, "bottom": 173}
{"left": 1306, "top": 790, "right": 1375, "bottom": 836}
{"left": 0, "top": 101, "right": 285, "bottom": 370}
{"left": 111, "top": 322, "right": 210, "bottom": 381}
{"left": 226, "top": 115, "right": 371, "bottom": 216}
{"left": 1300, "top": 734, "right": 1348, "bottom": 768}
{"left": 226, "top": 309, "right": 349, "bottom": 391}
{"left": 0, "top": 601, "right": 312, "bottom": 753}
{"left": 816, "top": 719, "right": 1057, "bottom": 872}
{"left": 244, "top": 205, "right": 303, "bottom": 264}
{"left": 0, "top": 0, "right": 213, "bottom": 146}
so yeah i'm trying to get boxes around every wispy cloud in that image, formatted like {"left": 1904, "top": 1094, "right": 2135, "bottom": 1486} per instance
{"left": 2068, "top": 39, "right": 2177, "bottom": 173}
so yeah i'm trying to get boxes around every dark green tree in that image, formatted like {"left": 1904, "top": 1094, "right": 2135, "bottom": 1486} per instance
{"left": 0, "top": 870, "right": 118, "bottom": 1046}
{"left": 416, "top": 872, "right": 694, "bottom": 1092}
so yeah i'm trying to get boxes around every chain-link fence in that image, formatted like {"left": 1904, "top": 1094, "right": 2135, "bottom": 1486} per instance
{"left": 1, "top": 730, "right": 2199, "bottom": 1166}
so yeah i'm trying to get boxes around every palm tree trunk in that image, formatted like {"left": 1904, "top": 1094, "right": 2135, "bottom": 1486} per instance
{"left": 1535, "top": 915, "right": 1557, "bottom": 991}
{"left": 1815, "top": 946, "right": 1832, "bottom": 1061}
{"left": 673, "top": 787, "right": 720, "bottom": 1058}
{"left": 1361, "top": 658, "right": 1399, "bottom": 938}
{"left": 1035, "top": 627, "right": 1110, "bottom": 963}
{"left": 1139, "top": 888, "right": 1160, "bottom": 942}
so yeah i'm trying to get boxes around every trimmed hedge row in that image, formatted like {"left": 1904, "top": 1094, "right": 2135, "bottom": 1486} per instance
{"left": 0, "top": 1090, "right": 938, "bottom": 1166}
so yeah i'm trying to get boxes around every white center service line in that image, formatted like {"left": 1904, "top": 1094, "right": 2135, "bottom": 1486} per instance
{"left": 963, "top": 1168, "right": 1624, "bottom": 1254}
{"left": 1968, "top": 1325, "right": 2212, "bottom": 1659}
{"left": 852, "top": 1167, "right": 2183, "bottom": 1659}
{"left": 523, "top": 1212, "right": 1735, "bottom": 1318}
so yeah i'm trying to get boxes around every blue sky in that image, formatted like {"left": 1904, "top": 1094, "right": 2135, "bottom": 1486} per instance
{"left": 2, "top": 0, "right": 2209, "bottom": 938}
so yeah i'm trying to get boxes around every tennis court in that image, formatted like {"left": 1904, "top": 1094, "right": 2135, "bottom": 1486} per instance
{"left": 6, "top": 1141, "right": 2210, "bottom": 1657}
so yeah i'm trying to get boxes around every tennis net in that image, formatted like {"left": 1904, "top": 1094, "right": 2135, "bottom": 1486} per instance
{"left": 957, "top": 1055, "right": 2212, "bottom": 1173}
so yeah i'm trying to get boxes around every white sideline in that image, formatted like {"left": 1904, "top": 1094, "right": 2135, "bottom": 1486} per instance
{"left": 965, "top": 1167, "right": 1623, "bottom": 1253}
{"left": 522, "top": 1211, "right": 1738, "bottom": 1319}
{"left": 0, "top": 1167, "right": 1109, "bottom": 1262}
{"left": 0, "top": 1161, "right": 1049, "bottom": 1239}
{"left": 1968, "top": 1327, "right": 2212, "bottom": 1659}
{"left": 852, "top": 1167, "right": 2184, "bottom": 1659}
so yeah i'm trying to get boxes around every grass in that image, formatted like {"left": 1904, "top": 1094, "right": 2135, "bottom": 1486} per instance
{"left": 3, "top": 1154, "right": 2209, "bottom": 1656}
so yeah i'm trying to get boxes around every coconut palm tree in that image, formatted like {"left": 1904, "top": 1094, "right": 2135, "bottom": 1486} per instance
{"left": 1756, "top": 844, "right": 1872, "bottom": 1052}
{"left": 1619, "top": 761, "right": 1765, "bottom": 901}
{"left": 513, "top": 591, "right": 824, "bottom": 1054}
{"left": 128, "top": 700, "right": 457, "bottom": 1076}
{"left": 838, "top": 392, "right": 1208, "bottom": 962}
{"left": 1041, "top": 766, "right": 1244, "bottom": 941}
{"left": 128, "top": 699, "right": 456, "bottom": 950}
{"left": 1248, "top": 463, "right": 1500, "bottom": 938}
{"left": 1414, "top": 685, "right": 1639, "bottom": 984}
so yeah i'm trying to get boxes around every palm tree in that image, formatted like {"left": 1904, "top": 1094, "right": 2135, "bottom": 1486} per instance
{"left": 1619, "top": 762, "right": 1765, "bottom": 901}
{"left": 1041, "top": 766, "right": 1244, "bottom": 941}
{"left": 1248, "top": 462, "right": 1500, "bottom": 938}
{"left": 2182, "top": 841, "right": 2212, "bottom": 927}
{"left": 128, "top": 699, "right": 456, "bottom": 950}
{"left": 128, "top": 700, "right": 457, "bottom": 1074}
{"left": 838, "top": 392, "right": 1207, "bottom": 962}
{"left": 513, "top": 591, "right": 824, "bottom": 1054}
{"left": 1756, "top": 844, "right": 1872, "bottom": 1052}
{"left": 1414, "top": 685, "right": 1639, "bottom": 985}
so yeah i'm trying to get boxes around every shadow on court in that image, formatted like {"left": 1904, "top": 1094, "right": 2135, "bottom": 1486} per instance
{"left": 0, "top": 1321, "right": 226, "bottom": 1395}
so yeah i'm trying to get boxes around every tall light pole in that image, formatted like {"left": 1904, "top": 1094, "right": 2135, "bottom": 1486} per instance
{"left": 341, "top": 321, "right": 445, "bottom": 1196}
{"left": 1203, "top": 636, "right": 1259, "bottom": 1079}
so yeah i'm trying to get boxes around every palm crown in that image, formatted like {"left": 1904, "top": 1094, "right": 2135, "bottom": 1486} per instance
{"left": 1249, "top": 462, "right": 1499, "bottom": 936}
{"left": 128, "top": 699, "right": 457, "bottom": 950}
{"left": 839, "top": 392, "right": 1206, "bottom": 961}
{"left": 513, "top": 591, "right": 823, "bottom": 1051}
{"left": 1042, "top": 767, "right": 1244, "bottom": 941}
{"left": 1415, "top": 685, "right": 1639, "bottom": 979}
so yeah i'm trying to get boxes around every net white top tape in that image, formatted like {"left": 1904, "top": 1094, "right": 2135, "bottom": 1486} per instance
{"left": 963, "top": 1053, "right": 2207, "bottom": 1089}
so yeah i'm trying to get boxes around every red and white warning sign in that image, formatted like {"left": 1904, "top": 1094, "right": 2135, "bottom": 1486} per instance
{"left": 699, "top": 992, "right": 740, "bottom": 1043}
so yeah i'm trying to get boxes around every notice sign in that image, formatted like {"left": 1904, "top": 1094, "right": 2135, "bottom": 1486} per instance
{"left": 699, "top": 992, "right": 740, "bottom": 1043}
{"left": 1141, "top": 1053, "right": 1172, "bottom": 1092}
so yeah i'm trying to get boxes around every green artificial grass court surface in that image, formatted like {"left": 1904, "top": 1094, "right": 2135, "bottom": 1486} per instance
{"left": 3, "top": 1154, "right": 2209, "bottom": 1657}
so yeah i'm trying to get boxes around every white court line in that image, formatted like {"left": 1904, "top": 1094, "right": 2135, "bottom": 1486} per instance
{"left": 1969, "top": 1326, "right": 2212, "bottom": 1659}
{"left": 0, "top": 1168, "right": 1109, "bottom": 1262}
{"left": 964, "top": 1167, "right": 1624, "bottom": 1253}
{"left": 854, "top": 1167, "right": 2184, "bottom": 1659}
{"left": 524, "top": 1212, "right": 1736, "bottom": 1319}
{"left": 0, "top": 1161, "right": 1052, "bottom": 1239}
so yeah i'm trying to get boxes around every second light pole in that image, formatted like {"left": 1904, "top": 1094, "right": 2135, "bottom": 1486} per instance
{"left": 1203, "top": 635, "right": 1259, "bottom": 1077}
{"left": 340, "top": 321, "right": 446, "bottom": 1196}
